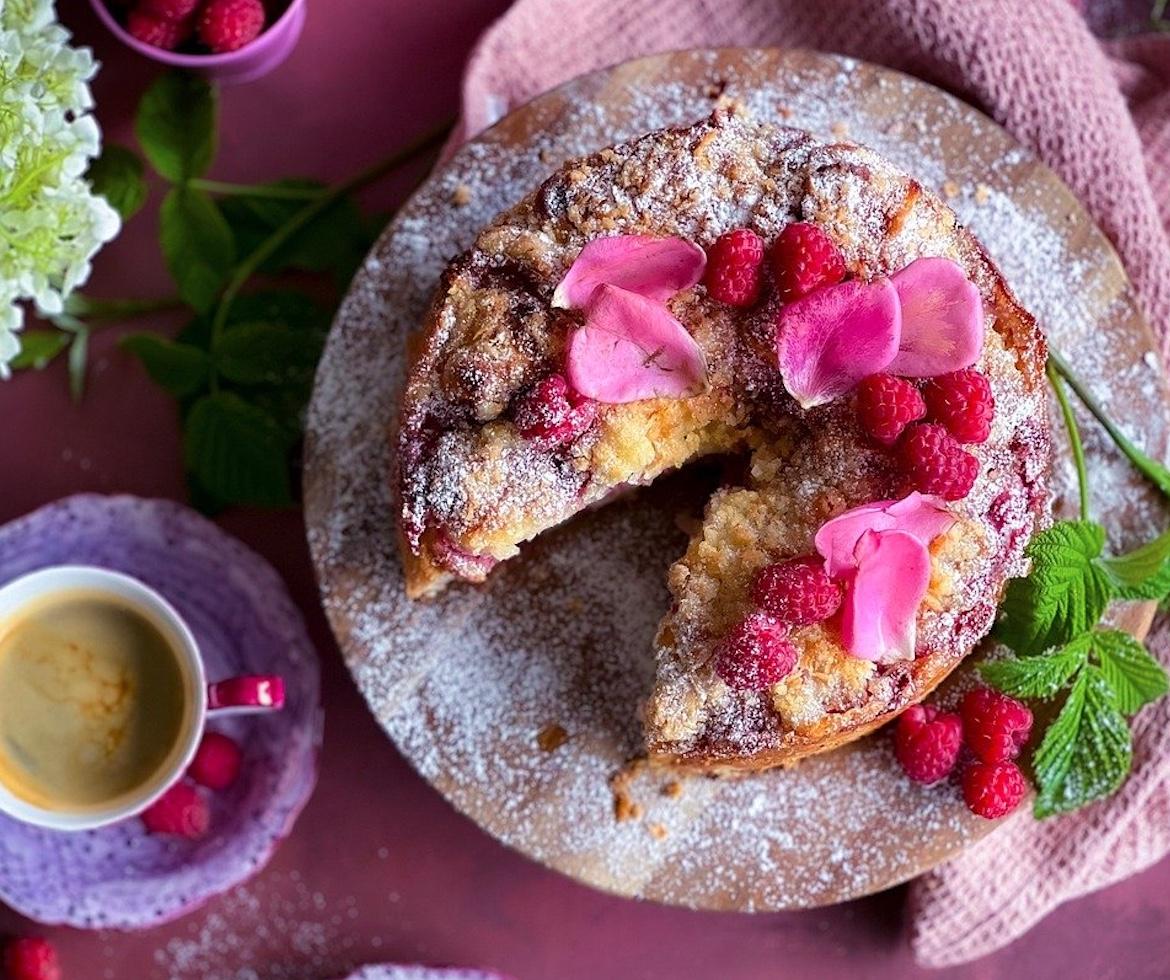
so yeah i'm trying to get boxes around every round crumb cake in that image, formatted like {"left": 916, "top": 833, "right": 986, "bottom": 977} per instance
{"left": 395, "top": 107, "right": 1050, "bottom": 773}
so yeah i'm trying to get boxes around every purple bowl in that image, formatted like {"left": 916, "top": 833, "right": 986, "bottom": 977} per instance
{"left": 87, "top": 0, "right": 306, "bottom": 85}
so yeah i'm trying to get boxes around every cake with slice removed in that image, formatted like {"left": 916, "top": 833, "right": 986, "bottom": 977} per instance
{"left": 395, "top": 107, "right": 1050, "bottom": 772}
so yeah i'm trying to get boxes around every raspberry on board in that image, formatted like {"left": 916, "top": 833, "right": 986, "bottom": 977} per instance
{"left": 961, "top": 686, "right": 1033, "bottom": 763}
{"left": 769, "top": 222, "right": 847, "bottom": 300}
{"left": 752, "top": 556, "right": 842, "bottom": 626}
{"left": 714, "top": 612, "right": 798, "bottom": 691}
{"left": 703, "top": 228, "right": 765, "bottom": 307}
{"left": 893, "top": 704, "right": 963, "bottom": 784}
{"left": 962, "top": 759, "right": 1028, "bottom": 819}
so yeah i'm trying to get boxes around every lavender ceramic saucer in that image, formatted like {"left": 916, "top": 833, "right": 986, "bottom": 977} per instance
{"left": 0, "top": 495, "right": 323, "bottom": 930}
{"left": 345, "top": 968, "right": 512, "bottom": 980}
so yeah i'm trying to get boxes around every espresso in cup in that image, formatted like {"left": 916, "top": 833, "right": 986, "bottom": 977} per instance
{"left": 0, "top": 590, "right": 192, "bottom": 813}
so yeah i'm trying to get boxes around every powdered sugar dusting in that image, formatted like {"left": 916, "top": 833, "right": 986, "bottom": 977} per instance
{"left": 305, "top": 51, "right": 1169, "bottom": 911}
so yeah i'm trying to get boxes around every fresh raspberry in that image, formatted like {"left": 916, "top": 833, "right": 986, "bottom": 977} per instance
{"left": 898, "top": 423, "right": 979, "bottom": 500}
{"left": 703, "top": 228, "right": 765, "bottom": 307}
{"left": 714, "top": 612, "right": 798, "bottom": 691}
{"left": 962, "top": 760, "right": 1028, "bottom": 819}
{"left": 961, "top": 687, "right": 1033, "bottom": 763}
{"left": 856, "top": 373, "right": 926, "bottom": 446}
{"left": 3, "top": 938, "right": 61, "bottom": 980}
{"left": 188, "top": 732, "right": 243, "bottom": 791}
{"left": 923, "top": 369, "right": 995, "bottom": 444}
{"left": 141, "top": 782, "right": 210, "bottom": 839}
{"left": 139, "top": 0, "right": 200, "bottom": 19}
{"left": 893, "top": 704, "right": 963, "bottom": 784}
{"left": 198, "top": 0, "right": 266, "bottom": 53}
{"left": 769, "top": 222, "right": 847, "bottom": 300}
{"left": 126, "top": 9, "right": 191, "bottom": 49}
{"left": 513, "top": 374, "right": 598, "bottom": 447}
{"left": 752, "top": 556, "right": 842, "bottom": 626}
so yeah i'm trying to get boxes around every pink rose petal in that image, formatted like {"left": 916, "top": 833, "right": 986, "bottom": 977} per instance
{"left": 775, "top": 278, "right": 901, "bottom": 409}
{"left": 887, "top": 257, "right": 984, "bottom": 376}
{"left": 841, "top": 529, "right": 932, "bottom": 662}
{"left": 814, "top": 491, "right": 954, "bottom": 578}
{"left": 566, "top": 284, "right": 708, "bottom": 403}
{"left": 552, "top": 235, "right": 706, "bottom": 309}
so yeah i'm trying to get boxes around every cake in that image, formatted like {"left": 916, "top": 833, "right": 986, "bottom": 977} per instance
{"left": 395, "top": 107, "right": 1050, "bottom": 773}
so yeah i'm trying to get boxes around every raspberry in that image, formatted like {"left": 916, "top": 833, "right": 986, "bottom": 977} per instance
{"left": 714, "top": 612, "right": 798, "bottom": 691}
{"left": 198, "top": 0, "right": 266, "bottom": 53}
{"left": 856, "top": 373, "right": 926, "bottom": 446}
{"left": 924, "top": 369, "right": 995, "bottom": 444}
{"left": 126, "top": 9, "right": 191, "bottom": 49}
{"left": 769, "top": 222, "right": 847, "bottom": 300}
{"left": 961, "top": 687, "right": 1033, "bottom": 763}
{"left": 139, "top": 0, "right": 200, "bottom": 19}
{"left": 513, "top": 374, "right": 598, "bottom": 447}
{"left": 962, "top": 760, "right": 1028, "bottom": 819}
{"left": 898, "top": 423, "right": 979, "bottom": 500}
{"left": 893, "top": 704, "right": 963, "bottom": 784}
{"left": 141, "top": 782, "right": 210, "bottom": 839}
{"left": 703, "top": 228, "right": 764, "bottom": 306}
{"left": 752, "top": 556, "right": 842, "bottom": 626}
{"left": 188, "top": 732, "right": 243, "bottom": 791}
{"left": 3, "top": 938, "right": 61, "bottom": 980}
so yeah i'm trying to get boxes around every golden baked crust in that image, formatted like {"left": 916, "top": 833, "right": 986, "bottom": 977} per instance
{"left": 395, "top": 108, "right": 1050, "bottom": 771}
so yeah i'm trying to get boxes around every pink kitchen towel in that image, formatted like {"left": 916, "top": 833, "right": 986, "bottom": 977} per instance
{"left": 449, "top": 0, "right": 1170, "bottom": 968}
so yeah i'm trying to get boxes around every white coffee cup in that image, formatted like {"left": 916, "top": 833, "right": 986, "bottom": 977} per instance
{"left": 0, "top": 566, "right": 284, "bottom": 832}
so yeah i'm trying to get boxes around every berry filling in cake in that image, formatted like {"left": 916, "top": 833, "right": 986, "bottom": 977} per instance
{"left": 396, "top": 108, "right": 1049, "bottom": 772}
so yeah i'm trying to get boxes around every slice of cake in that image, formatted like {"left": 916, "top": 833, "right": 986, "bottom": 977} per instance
{"left": 395, "top": 108, "right": 1050, "bottom": 772}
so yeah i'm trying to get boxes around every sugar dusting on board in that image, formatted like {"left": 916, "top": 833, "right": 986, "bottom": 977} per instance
{"left": 305, "top": 51, "right": 1169, "bottom": 911}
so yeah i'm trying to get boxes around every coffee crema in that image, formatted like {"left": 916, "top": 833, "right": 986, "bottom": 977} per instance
{"left": 0, "top": 590, "right": 190, "bottom": 812}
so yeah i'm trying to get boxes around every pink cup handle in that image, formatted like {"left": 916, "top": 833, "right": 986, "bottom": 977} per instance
{"left": 207, "top": 675, "right": 285, "bottom": 716}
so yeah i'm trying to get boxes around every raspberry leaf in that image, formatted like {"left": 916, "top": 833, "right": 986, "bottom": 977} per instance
{"left": 135, "top": 72, "right": 217, "bottom": 183}
{"left": 995, "top": 521, "right": 1113, "bottom": 657}
{"left": 120, "top": 333, "right": 210, "bottom": 397}
{"left": 86, "top": 144, "right": 148, "bottom": 221}
{"left": 1033, "top": 665, "right": 1132, "bottom": 818}
{"left": 213, "top": 322, "right": 325, "bottom": 386}
{"left": 184, "top": 392, "right": 292, "bottom": 507}
{"left": 7, "top": 329, "right": 70, "bottom": 371}
{"left": 1093, "top": 629, "right": 1169, "bottom": 715}
{"left": 980, "top": 634, "right": 1090, "bottom": 699}
{"left": 1098, "top": 527, "right": 1170, "bottom": 600}
{"left": 160, "top": 188, "right": 237, "bottom": 313}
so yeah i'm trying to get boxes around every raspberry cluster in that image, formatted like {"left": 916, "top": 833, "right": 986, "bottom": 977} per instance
{"left": 893, "top": 686, "right": 1033, "bottom": 819}
{"left": 124, "top": 0, "right": 268, "bottom": 54}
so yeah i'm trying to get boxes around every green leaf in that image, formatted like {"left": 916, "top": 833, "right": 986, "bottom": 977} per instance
{"left": 9, "top": 330, "right": 70, "bottom": 370}
{"left": 1033, "top": 665, "right": 1132, "bottom": 818}
{"left": 213, "top": 321, "right": 325, "bottom": 386}
{"left": 120, "top": 333, "right": 210, "bottom": 397}
{"left": 995, "top": 521, "right": 1113, "bottom": 657}
{"left": 160, "top": 187, "right": 236, "bottom": 313}
{"left": 68, "top": 329, "right": 88, "bottom": 404}
{"left": 1093, "top": 629, "right": 1169, "bottom": 715}
{"left": 86, "top": 144, "right": 148, "bottom": 221}
{"left": 1099, "top": 528, "right": 1170, "bottom": 600}
{"left": 981, "top": 635, "right": 1090, "bottom": 699}
{"left": 184, "top": 393, "right": 292, "bottom": 507}
{"left": 135, "top": 72, "right": 217, "bottom": 183}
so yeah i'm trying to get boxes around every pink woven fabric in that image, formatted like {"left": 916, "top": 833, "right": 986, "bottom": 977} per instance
{"left": 448, "top": 0, "right": 1170, "bottom": 967}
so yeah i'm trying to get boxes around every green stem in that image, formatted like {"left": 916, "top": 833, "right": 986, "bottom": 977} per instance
{"left": 188, "top": 178, "right": 323, "bottom": 201}
{"left": 208, "top": 117, "right": 451, "bottom": 354}
{"left": 1047, "top": 359, "right": 1090, "bottom": 521}
{"left": 1049, "top": 348, "right": 1170, "bottom": 500}
{"left": 65, "top": 295, "right": 184, "bottom": 321}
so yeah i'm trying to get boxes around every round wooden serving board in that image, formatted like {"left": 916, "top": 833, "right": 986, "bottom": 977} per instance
{"left": 305, "top": 49, "right": 1169, "bottom": 911}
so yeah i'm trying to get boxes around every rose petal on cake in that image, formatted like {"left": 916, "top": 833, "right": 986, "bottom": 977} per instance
{"left": 566, "top": 284, "right": 708, "bottom": 403}
{"left": 552, "top": 235, "right": 707, "bottom": 309}
{"left": 887, "top": 257, "right": 984, "bottom": 377}
{"left": 815, "top": 491, "right": 954, "bottom": 578}
{"left": 841, "top": 529, "right": 931, "bottom": 662}
{"left": 775, "top": 278, "right": 901, "bottom": 409}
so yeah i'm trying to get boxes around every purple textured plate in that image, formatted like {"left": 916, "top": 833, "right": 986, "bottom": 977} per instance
{"left": 0, "top": 495, "right": 322, "bottom": 930}
{"left": 345, "top": 968, "right": 512, "bottom": 980}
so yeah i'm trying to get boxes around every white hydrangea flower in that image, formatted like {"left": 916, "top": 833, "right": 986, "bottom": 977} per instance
{"left": 0, "top": 0, "right": 120, "bottom": 377}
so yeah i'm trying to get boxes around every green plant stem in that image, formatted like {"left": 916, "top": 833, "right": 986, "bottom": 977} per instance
{"left": 65, "top": 295, "right": 184, "bottom": 321}
{"left": 188, "top": 178, "right": 322, "bottom": 200}
{"left": 1049, "top": 348, "right": 1170, "bottom": 500}
{"left": 207, "top": 117, "right": 452, "bottom": 363}
{"left": 1048, "top": 359, "right": 1090, "bottom": 521}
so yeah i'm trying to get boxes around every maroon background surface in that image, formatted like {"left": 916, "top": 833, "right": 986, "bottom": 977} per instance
{"left": 2, "top": 3, "right": 1169, "bottom": 977}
